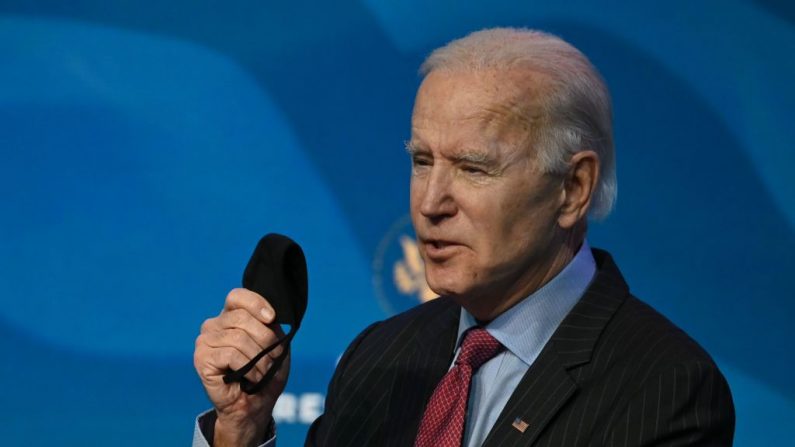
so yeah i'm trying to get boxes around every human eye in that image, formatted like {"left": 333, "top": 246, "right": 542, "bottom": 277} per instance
{"left": 412, "top": 155, "right": 431, "bottom": 166}
{"left": 411, "top": 153, "right": 433, "bottom": 174}
{"left": 461, "top": 164, "right": 487, "bottom": 175}
{"left": 455, "top": 151, "right": 496, "bottom": 178}
{"left": 410, "top": 147, "right": 433, "bottom": 166}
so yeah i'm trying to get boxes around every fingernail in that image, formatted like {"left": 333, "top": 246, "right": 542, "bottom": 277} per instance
{"left": 261, "top": 308, "right": 274, "bottom": 321}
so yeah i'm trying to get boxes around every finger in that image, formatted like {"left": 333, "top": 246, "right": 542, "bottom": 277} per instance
{"left": 200, "top": 316, "right": 220, "bottom": 335}
{"left": 209, "top": 345, "right": 269, "bottom": 383}
{"left": 224, "top": 288, "right": 275, "bottom": 324}
{"left": 220, "top": 289, "right": 288, "bottom": 358}
{"left": 217, "top": 309, "right": 284, "bottom": 357}
{"left": 196, "top": 333, "right": 271, "bottom": 378}
{"left": 194, "top": 342, "right": 261, "bottom": 384}
{"left": 226, "top": 346, "right": 278, "bottom": 384}
{"left": 203, "top": 328, "right": 270, "bottom": 365}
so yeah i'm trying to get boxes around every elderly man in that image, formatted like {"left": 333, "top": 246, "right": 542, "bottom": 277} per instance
{"left": 193, "top": 28, "right": 735, "bottom": 446}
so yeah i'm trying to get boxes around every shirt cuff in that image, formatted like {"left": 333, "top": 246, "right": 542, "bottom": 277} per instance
{"left": 193, "top": 409, "right": 276, "bottom": 447}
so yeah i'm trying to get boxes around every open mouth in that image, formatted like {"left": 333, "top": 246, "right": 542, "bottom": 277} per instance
{"left": 422, "top": 239, "right": 460, "bottom": 260}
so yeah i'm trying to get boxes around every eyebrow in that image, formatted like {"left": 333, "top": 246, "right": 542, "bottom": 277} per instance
{"left": 404, "top": 140, "right": 419, "bottom": 154}
{"left": 405, "top": 140, "right": 500, "bottom": 165}
{"left": 403, "top": 140, "right": 501, "bottom": 174}
{"left": 452, "top": 151, "right": 493, "bottom": 164}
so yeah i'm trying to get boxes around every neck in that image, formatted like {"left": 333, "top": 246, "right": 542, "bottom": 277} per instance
{"left": 461, "top": 226, "right": 585, "bottom": 322}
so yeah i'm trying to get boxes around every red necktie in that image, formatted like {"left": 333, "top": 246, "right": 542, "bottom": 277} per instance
{"left": 414, "top": 327, "right": 504, "bottom": 447}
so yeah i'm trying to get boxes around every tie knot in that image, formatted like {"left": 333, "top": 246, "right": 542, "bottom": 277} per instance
{"left": 455, "top": 327, "right": 503, "bottom": 370}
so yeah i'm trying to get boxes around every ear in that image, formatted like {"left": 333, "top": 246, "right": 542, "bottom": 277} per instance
{"left": 558, "top": 150, "right": 600, "bottom": 229}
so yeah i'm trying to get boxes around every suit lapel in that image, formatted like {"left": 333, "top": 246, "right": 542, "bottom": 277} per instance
{"left": 483, "top": 249, "right": 629, "bottom": 446}
{"left": 383, "top": 297, "right": 460, "bottom": 446}
{"left": 482, "top": 347, "right": 577, "bottom": 446}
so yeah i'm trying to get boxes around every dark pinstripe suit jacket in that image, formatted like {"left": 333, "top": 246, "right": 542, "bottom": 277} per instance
{"left": 306, "top": 249, "right": 735, "bottom": 446}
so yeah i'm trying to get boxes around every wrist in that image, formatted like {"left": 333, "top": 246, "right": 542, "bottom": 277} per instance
{"left": 214, "top": 412, "right": 271, "bottom": 447}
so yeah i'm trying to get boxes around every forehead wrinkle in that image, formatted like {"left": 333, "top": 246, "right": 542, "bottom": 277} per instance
{"left": 474, "top": 69, "right": 552, "bottom": 144}
{"left": 473, "top": 98, "right": 547, "bottom": 166}
{"left": 477, "top": 98, "right": 542, "bottom": 135}
{"left": 410, "top": 71, "right": 549, "bottom": 165}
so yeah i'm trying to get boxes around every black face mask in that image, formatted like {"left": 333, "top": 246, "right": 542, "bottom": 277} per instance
{"left": 222, "top": 233, "right": 308, "bottom": 394}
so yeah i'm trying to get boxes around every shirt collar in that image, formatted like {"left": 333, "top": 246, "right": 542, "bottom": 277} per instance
{"left": 456, "top": 241, "right": 596, "bottom": 366}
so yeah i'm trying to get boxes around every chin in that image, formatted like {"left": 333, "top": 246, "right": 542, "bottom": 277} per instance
{"left": 425, "top": 273, "right": 451, "bottom": 296}
{"left": 425, "top": 265, "right": 469, "bottom": 298}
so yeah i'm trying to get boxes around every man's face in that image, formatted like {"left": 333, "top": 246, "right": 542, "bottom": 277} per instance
{"left": 409, "top": 69, "right": 565, "bottom": 310}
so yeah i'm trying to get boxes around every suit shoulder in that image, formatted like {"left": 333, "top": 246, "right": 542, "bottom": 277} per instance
{"left": 593, "top": 296, "right": 736, "bottom": 443}
{"left": 584, "top": 250, "right": 721, "bottom": 373}
{"left": 594, "top": 293, "right": 723, "bottom": 386}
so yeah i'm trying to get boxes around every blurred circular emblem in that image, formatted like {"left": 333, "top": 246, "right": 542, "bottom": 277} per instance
{"left": 373, "top": 214, "right": 438, "bottom": 316}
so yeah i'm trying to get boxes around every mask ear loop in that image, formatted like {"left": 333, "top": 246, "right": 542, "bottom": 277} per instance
{"left": 222, "top": 327, "right": 297, "bottom": 394}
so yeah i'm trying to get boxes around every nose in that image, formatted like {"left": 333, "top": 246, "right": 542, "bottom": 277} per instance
{"left": 416, "top": 165, "right": 457, "bottom": 222}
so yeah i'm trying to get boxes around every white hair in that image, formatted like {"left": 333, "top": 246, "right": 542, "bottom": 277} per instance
{"left": 420, "top": 28, "right": 616, "bottom": 219}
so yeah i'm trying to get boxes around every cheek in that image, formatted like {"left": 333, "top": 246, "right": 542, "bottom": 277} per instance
{"left": 409, "top": 175, "right": 425, "bottom": 205}
{"left": 473, "top": 192, "right": 549, "bottom": 254}
{"left": 471, "top": 190, "right": 526, "bottom": 231}
{"left": 504, "top": 200, "right": 560, "bottom": 257}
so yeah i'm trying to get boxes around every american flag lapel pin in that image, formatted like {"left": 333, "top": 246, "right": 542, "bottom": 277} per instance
{"left": 512, "top": 417, "right": 529, "bottom": 433}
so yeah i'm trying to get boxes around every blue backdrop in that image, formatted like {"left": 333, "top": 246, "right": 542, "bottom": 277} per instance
{"left": 1, "top": 1, "right": 793, "bottom": 445}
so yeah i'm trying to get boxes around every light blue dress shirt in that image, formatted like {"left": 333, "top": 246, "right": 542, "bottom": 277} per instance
{"left": 194, "top": 242, "right": 595, "bottom": 447}
{"left": 455, "top": 241, "right": 596, "bottom": 447}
